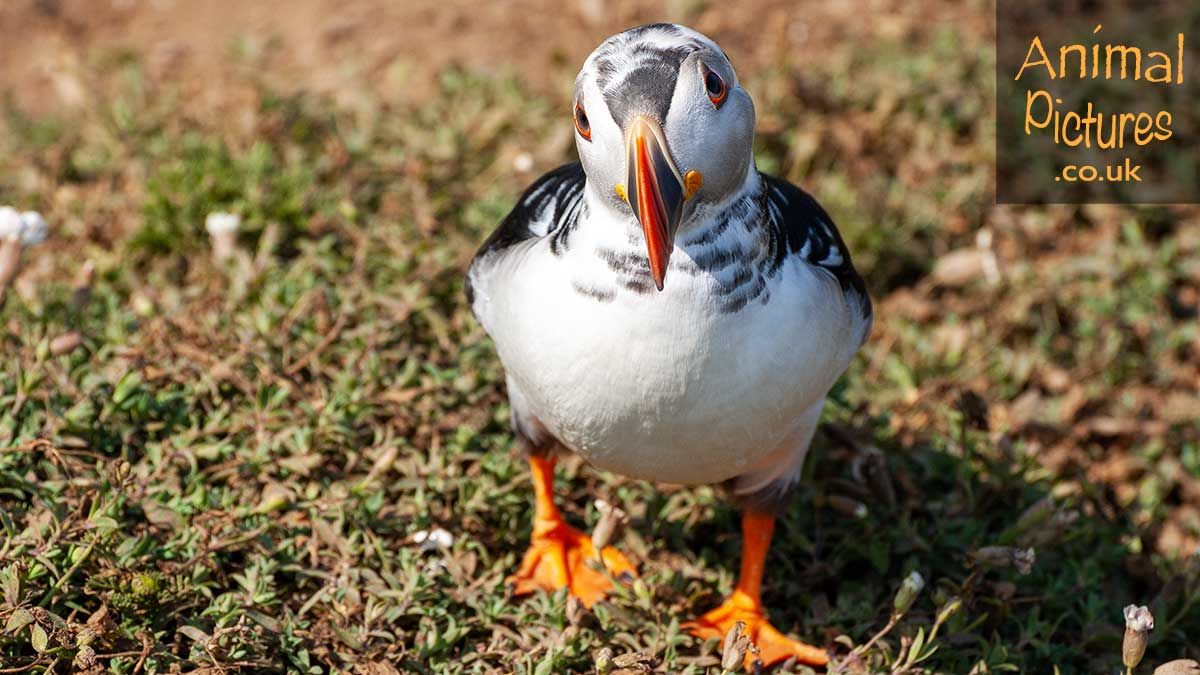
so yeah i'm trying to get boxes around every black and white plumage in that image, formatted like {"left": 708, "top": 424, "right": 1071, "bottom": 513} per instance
{"left": 467, "top": 23, "right": 872, "bottom": 510}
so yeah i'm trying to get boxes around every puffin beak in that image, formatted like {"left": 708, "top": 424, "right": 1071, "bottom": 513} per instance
{"left": 625, "top": 116, "right": 685, "bottom": 291}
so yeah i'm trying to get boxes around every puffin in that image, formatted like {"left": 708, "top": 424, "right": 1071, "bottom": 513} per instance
{"left": 466, "top": 23, "right": 872, "bottom": 669}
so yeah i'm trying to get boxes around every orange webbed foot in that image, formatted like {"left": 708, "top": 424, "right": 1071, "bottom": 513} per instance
{"left": 507, "top": 518, "right": 636, "bottom": 608}
{"left": 685, "top": 590, "right": 829, "bottom": 670}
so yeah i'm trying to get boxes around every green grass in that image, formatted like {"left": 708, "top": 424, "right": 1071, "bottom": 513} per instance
{"left": 1, "top": 15, "right": 1199, "bottom": 675}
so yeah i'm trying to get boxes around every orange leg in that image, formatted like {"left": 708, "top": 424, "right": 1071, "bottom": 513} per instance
{"left": 507, "top": 455, "right": 636, "bottom": 608}
{"left": 685, "top": 512, "right": 828, "bottom": 670}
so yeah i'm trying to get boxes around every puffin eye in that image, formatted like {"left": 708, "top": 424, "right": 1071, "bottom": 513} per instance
{"left": 703, "top": 67, "right": 727, "bottom": 107}
{"left": 574, "top": 102, "right": 592, "bottom": 141}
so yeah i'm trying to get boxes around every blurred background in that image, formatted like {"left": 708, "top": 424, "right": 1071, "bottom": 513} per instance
{"left": 0, "top": 0, "right": 1198, "bottom": 673}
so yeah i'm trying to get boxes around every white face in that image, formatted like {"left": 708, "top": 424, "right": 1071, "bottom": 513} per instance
{"left": 571, "top": 24, "right": 757, "bottom": 228}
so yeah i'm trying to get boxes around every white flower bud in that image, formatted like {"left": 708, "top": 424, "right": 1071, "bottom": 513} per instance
{"left": 204, "top": 212, "right": 241, "bottom": 235}
{"left": 893, "top": 571, "right": 925, "bottom": 614}
{"left": 1123, "top": 604, "right": 1154, "bottom": 670}
{"left": 19, "top": 211, "right": 47, "bottom": 245}
{"left": 1124, "top": 604, "right": 1154, "bottom": 632}
{"left": 0, "top": 207, "right": 48, "bottom": 245}
{"left": 591, "top": 498, "right": 628, "bottom": 556}
{"left": 412, "top": 527, "right": 454, "bottom": 552}
{"left": 205, "top": 212, "right": 241, "bottom": 262}
{"left": 512, "top": 152, "right": 534, "bottom": 173}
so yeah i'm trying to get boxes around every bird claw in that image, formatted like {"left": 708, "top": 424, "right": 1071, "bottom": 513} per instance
{"left": 507, "top": 519, "right": 636, "bottom": 608}
{"left": 684, "top": 592, "right": 828, "bottom": 670}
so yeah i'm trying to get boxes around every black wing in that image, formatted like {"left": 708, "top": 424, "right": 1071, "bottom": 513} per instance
{"left": 466, "top": 162, "right": 586, "bottom": 306}
{"left": 473, "top": 162, "right": 586, "bottom": 260}
{"left": 761, "top": 172, "right": 873, "bottom": 326}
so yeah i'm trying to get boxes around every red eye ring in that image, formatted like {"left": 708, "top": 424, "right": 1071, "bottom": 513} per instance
{"left": 703, "top": 67, "right": 727, "bottom": 107}
{"left": 574, "top": 101, "right": 592, "bottom": 141}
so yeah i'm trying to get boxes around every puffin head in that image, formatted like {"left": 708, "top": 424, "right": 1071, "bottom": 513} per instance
{"left": 572, "top": 23, "right": 756, "bottom": 291}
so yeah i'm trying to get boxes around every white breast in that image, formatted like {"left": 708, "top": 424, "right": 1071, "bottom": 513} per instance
{"left": 472, "top": 199, "right": 864, "bottom": 486}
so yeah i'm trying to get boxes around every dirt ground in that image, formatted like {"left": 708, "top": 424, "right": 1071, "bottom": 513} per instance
{"left": 0, "top": 0, "right": 985, "bottom": 113}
